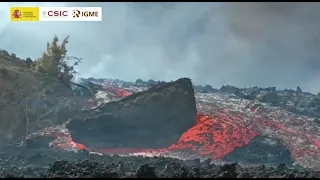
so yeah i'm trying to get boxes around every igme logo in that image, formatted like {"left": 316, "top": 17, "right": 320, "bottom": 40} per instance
{"left": 70, "top": 7, "right": 101, "bottom": 21}
{"left": 72, "top": 10, "right": 99, "bottom": 18}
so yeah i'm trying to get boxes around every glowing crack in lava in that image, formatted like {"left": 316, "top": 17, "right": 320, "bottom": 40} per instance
{"left": 26, "top": 83, "right": 320, "bottom": 170}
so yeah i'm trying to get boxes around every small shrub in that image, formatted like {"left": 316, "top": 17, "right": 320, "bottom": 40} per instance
{"left": 34, "top": 35, "right": 81, "bottom": 82}
{"left": 11, "top": 53, "right": 16, "bottom": 58}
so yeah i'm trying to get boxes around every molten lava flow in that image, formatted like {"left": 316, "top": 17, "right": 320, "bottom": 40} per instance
{"left": 69, "top": 138, "right": 88, "bottom": 151}
{"left": 256, "top": 118, "right": 320, "bottom": 165}
{"left": 92, "top": 113, "right": 259, "bottom": 159}
{"left": 102, "top": 86, "right": 133, "bottom": 97}
{"left": 84, "top": 87, "right": 260, "bottom": 159}
{"left": 49, "top": 137, "right": 89, "bottom": 152}
{"left": 115, "top": 88, "right": 133, "bottom": 97}
{"left": 25, "top": 85, "right": 320, "bottom": 169}
{"left": 166, "top": 114, "right": 259, "bottom": 159}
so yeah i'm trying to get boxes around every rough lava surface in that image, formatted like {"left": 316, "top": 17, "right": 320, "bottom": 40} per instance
{"left": 24, "top": 78, "right": 320, "bottom": 170}
{"left": 66, "top": 78, "right": 197, "bottom": 149}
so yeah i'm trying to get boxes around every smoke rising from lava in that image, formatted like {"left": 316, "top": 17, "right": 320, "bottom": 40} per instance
{"left": 1, "top": 2, "right": 320, "bottom": 92}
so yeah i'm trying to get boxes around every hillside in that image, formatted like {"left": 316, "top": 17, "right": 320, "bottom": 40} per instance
{"left": 0, "top": 50, "right": 85, "bottom": 146}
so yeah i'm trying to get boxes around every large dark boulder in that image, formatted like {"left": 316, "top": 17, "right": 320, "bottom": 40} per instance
{"left": 66, "top": 78, "right": 197, "bottom": 150}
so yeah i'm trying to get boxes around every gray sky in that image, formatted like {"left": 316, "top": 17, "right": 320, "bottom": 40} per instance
{"left": 1, "top": 2, "right": 320, "bottom": 93}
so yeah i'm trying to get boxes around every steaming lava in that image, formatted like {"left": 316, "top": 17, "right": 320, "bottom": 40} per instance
{"left": 24, "top": 79, "right": 320, "bottom": 170}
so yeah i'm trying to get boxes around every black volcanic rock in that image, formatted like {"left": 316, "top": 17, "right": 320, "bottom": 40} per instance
{"left": 224, "top": 136, "right": 294, "bottom": 166}
{"left": 217, "top": 86, "right": 320, "bottom": 119}
{"left": 219, "top": 85, "right": 245, "bottom": 98}
{"left": 0, "top": 147, "right": 319, "bottom": 178}
{"left": 260, "top": 91, "right": 283, "bottom": 105}
{"left": 66, "top": 78, "right": 197, "bottom": 149}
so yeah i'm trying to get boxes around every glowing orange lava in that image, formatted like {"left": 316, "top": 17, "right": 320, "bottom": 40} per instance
{"left": 69, "top": 138, "right": 88, "bottom": 151}
{"left": 102, "top": 86, "right": 133, "bottom": 97}
{"left": 115, "top": 88, "right": 133, "bottom": 97}
{"left": 87, "top": 88, "right": 260, "bottom": 159}
{"left": 166, "top": 114, "right": 259, "bottom": 159}
{"left": 30, "top": 86, "right": 320, "bottom": 169}
{"left": 91, "top": 113, "right": 259, "bottom": 159}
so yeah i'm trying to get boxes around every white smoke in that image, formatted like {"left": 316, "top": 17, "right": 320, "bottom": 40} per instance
{"left": 1, "top": 2, "right": 320, "bottom": 93}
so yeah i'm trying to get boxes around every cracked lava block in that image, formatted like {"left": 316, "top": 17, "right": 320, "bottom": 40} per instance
{"left": 66, "top": 78, "right": 197, "bottom": 150}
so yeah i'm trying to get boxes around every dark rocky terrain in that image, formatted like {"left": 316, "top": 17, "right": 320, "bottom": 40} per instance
{"left": 97, "top": 78, "right": 320, "bottom": 121}
{"left": 224, "top": 136, "right": 294, "bottom": 166}
{"left": 0, "top": 147, "right": 319, "bottom": 178}
{"left": 1, "top": 58, "right": 320, "bottom": 178}
{"left": 88, "top": 78, "right": 320, "bottom": 120}
{"left": 213, "top": 84, "right": 320, "bottom": 120}
{"left": 0, "top": 78, "right": 313, "bottom": 177}
{"left": 79, "top": 79, "right": 320, "bottom": 168}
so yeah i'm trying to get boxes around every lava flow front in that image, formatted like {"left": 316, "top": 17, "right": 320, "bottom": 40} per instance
{"left": 67, "top": 87, "right": 260, "bottom": 160}
{"left": 68, "top": 112, "right": 259, "bottom": 161}
{"left": 26, "top": 85, "right": 320, "bottom": 170}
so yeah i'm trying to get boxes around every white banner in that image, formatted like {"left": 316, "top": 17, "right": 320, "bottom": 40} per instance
{"left": 39, "top": 7, "right": 102, "bottom": 22}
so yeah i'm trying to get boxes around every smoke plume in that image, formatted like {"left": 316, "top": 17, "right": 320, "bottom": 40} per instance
{"left": 1, "top": 2, "right": 320, "bottom": 93}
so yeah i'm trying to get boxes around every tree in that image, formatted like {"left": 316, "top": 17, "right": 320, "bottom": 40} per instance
{"left": 34, "top": 35, "right": 81, "bottom": 82}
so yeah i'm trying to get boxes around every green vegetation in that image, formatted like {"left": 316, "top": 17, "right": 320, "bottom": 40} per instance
{"left": 33, "top": 35, "right": 81, "bottom": 82}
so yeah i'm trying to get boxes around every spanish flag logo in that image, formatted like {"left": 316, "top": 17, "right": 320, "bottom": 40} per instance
{"left": 10, "top": 7, "right": 39, "bottom": 22}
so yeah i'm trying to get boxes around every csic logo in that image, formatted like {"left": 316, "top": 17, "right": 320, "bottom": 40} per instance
{"left": 42, "top": 10, "right": 68, "bottom": 17}
{"left": 72, "top": 10, "right": 99, "bottom": 18}
{"left": 12, "top": 9, "right": 22, "bottom": 19}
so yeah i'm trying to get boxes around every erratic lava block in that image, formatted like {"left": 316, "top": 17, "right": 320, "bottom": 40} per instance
{"left": 66, "top": 78, "right": 197, "bottom": 149}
